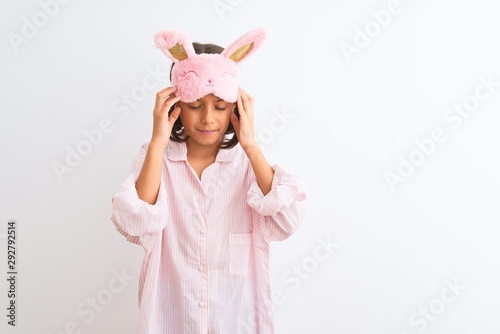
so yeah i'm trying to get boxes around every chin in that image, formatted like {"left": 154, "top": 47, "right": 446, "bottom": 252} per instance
{"left": 198, "top": 138, "right": 220, "bottom": 146}
{"left": 188, "top": 132, "right": 223, "bottom": 146}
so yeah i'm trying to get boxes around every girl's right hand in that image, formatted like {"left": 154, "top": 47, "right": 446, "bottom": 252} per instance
{"left": 150, "top": 86, "right": 181, "bottom": 149}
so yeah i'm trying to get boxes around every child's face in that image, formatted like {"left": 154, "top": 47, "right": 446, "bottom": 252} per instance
{"left": 178, "top": 94, "right": 235, "bottom": 147}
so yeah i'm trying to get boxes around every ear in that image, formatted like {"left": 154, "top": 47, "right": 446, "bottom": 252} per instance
{"left": 222, "top": 28, "right": 267, "bottom": 63}
{"left": 154, "top": 30, "right": 196, "bottom": 63}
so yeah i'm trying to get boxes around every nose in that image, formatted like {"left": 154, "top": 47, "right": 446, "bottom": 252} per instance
{"left": 200, "top": 108, "right": 214, "bottom": 124}
{"left": 206, "top": 79, "right": 213, "bottom": 87}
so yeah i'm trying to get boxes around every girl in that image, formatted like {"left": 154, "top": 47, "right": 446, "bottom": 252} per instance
{"left": 111, "top": 28, "right": 307, "bottom": 334}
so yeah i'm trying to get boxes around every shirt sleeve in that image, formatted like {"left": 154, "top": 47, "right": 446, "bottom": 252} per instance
{"left": 247, "top": 164, "right": 308, "bottom": 243}
{"left": 110, "top": 143, "right": 168, "bottom": 251}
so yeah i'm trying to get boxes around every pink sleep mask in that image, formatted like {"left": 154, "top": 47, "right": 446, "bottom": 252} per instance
{"left": 154, "top": 28, "right": 267, "bottom": 103}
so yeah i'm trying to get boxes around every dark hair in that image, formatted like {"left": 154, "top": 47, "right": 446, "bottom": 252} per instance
{"left": 168, "top": 42, "right": 240, "bottom": 149}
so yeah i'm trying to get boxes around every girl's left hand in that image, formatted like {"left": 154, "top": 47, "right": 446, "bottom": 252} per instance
{"left": 231, "top": 87, "right": 258, "bottom": 151}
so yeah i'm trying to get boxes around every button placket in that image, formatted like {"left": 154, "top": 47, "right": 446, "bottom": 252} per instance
{"left": 197, "top": 193, "right": 209, "bottom": 319}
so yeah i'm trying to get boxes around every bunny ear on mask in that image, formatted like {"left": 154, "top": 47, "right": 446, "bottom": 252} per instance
{"left": 154, "top": 30, "right": 196, "bottom": 63}
{"left": 222, "top": 28, "right": 267, "bottom": 63}
{"left": 153, "top": 28, "right": 267, "bottom": 103}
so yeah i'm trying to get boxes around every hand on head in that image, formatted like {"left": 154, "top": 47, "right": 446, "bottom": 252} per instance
{"left": 150, "top": 86, "right": 181, "bottom": 149}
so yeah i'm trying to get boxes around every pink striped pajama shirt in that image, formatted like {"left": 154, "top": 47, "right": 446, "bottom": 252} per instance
{"left": 110, "top": 140, "right": 307, "bottom": 334}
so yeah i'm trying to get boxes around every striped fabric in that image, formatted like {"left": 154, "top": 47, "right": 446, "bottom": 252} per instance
{"left": 110, "top": 140, "right": 307, "bottom": 334}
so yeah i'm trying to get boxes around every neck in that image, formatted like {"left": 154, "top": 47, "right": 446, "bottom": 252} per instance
{"left": 186, "top": 137, "right": 220, "bottom": 161}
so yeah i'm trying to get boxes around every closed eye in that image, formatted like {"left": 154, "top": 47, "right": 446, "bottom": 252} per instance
{"left": 188, "top": 105, "right": 227, "bottom": 111}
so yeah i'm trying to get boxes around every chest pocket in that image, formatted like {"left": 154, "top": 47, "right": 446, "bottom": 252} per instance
{"left": 228, "top": 233, "right": 253, "bottom": 276}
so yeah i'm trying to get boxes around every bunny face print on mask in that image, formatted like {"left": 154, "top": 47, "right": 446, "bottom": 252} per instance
{"left": 154, "top": 28, "right": 267, "bottom": 103}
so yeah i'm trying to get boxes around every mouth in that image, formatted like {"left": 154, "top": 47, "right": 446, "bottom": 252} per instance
{"left": 197, "top": 129, "right": 217, "bottom": 136}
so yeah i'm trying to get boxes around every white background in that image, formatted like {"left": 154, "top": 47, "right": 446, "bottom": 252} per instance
{"left": 1, "top": 0, "right": 500, "bottom": 333}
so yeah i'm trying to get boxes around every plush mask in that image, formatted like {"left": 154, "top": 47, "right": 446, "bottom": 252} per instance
{"left": 154, "top": 28, "right": 266, "bottom": 103}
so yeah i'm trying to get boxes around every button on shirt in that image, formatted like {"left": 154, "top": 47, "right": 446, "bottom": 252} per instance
{"left": 111, "top": 141, "right": 307, "bottom": 334}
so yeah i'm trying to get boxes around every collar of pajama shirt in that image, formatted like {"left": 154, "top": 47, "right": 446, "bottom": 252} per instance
{"left": 111, "top": 140, "right": 307, "bottom": 334}
{"left": 165, "top": 138, "right": 238, "bottom": 162}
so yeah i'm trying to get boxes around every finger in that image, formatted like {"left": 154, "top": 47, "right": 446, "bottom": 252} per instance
{"left": 159, "top": 86, "right": 177, "bottom": 94}
{"left": 155, "top": 96, "right": 180, "bottom": 117}
{"left": 238, "top": 86, "right": 246, "bottom": 102}
{"left": 238, "top": 87, "right": 254, "bottom": 118}
{"left": 156, "top": 86, "right": 178, "bottom": 100}
{"left": 165, "top": 95, "right": 181, "bottom": 104}
{"left": 238, "top": 86, "right": 249, "bottom": 99}
{"left": 240, "top": 87, "right": 253, "bottom": 106}
{"left": 168, "top": 104, "right": 181, "bottom": 123}
{"left": 230, "top": 113, "right": 239, "bottom": 132}
{"left": 230, "top": 112, "right": 238, "bottom": 123}
{"left": 238, "top": 87, "right": 251, "bottom": 111}
{"left": 236, "top": 93, "right": 245, "bottom": 117}
{"left": 162, "top": 97, "right": 181, "bottom": 112}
